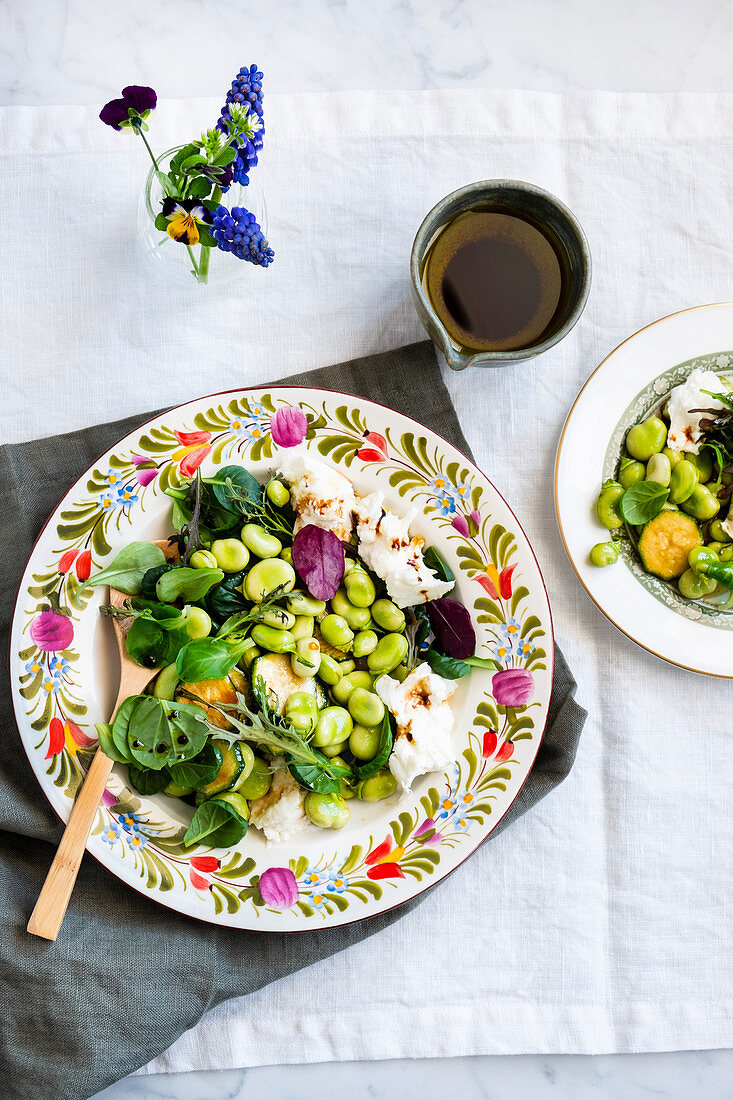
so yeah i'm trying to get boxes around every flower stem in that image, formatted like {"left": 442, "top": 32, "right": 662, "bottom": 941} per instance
{"left": 186, "top": 245, "right": 200, "bottom": 278}
{"left": 196, "top": 184, "right": 222, "bottom": 285}
{"left": 137, "top": 128, "right": 160, "bottom": 173}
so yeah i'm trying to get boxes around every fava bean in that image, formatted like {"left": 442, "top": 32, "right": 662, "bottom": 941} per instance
{"left": 625, "top": 417, "right": 667, "bottom": 461}
{"left": 646, "top": 453, "right": 671, "bottom": 487}
{"left": 330, "top": 589, "right": 372, "bottom": 630}
{"left": 663, "top": 446, "right": 682, "bottom": 469}
{"left": 236, "top": 755, "right": 272, "bottom": 800}
{"left": 163, "top": 779, "right": 194, "bottom": 798}
{"left": 367, "top": 632, "right": 409, "bottom": 673}
{"left": 240, "top": 522, "right": 282, "bottom": 559}
{"left": 245, "top": 558, "right": 296, "bottom": 603}
{"left": 689, "top": 546, "right": 720, "bottom": 572}
{"left": 291, "top": 615, "right": 315, "bottom": 641}
{"left": 371, "top": 599, "right": 406, "bottom": 633}
{"left": 266, "top": 479, "right": 291, "bottom": 507}
{"left": 210, "top": 538, "right": 250, "bottom": 573}
{"left": 304, "top": 791, "right": 350, "bottom": 830}
{"left": 279, "top": 546, "right": 294, "bottom": 567}
{"left": 349, "top": 724, "right": 381, "bottom": 760}
{"left": 184, "top": 605, "right": 213, "bottom": 639}
{"left": 251, "top": 623, "right": 296, "bottom": 653}
{"left": 189, "top": 549, "right": 218, "bottom": 570}
{"left": 342, "top": 558, "right": 358, "bottom": 575}
{"left": 257, "top": 606, "right": 296, "bottom": 630}
{"left": 320, "top": 741, "right": 349, "bottom": 758}
{"left": 390, "top": 663, "right": 409, "bottom": 683}
{"left": 347, "top": 687, "right": 385, "bottom": 728}
{"left": 317, "top": 653, "right": 343, "bottom": 686}
{"left": 284, "top": 690, "right": 319, "bottom": 732}
{"left": 678, "top": 567, "right": 717, "bottom": 600}
{"left": 721, "top": 546, "right": 733, "bottom": 562}
{"left": 320, "top": 613, "right": 354, "bottom": 651}
{"left": 286, "top": 591, "right": 327, "bottom": 617}
{"left": 344, "top": 567, "right": 377, "bottom": 608}
{"left": 313, "top": 706, "right": 353, "bottom": 748}
{"left": 680, "top": 485, "right": 720, "bottom": 522}
{"left": 329, "top": 755, "right": 356, "bottom": 799}
{"left": 619, "top": 457, "right": 645, "bottom": 489}
{"left": 337, "top": 658, "right": 355, "bottom": 674}
{"left": 689, "top": 448, "right": 714, "bottom": 482}
{"left": 332, "top": 670, "right": 374, "bottom": 705}
{"left": 669, "top": 459, "right": 699, "bottom": 504}
{"left": 706, "top": 541, "right": 726, "bottom": 556}
{"left": 709, "top": 519, "right": 732, "bottom": 543}
{"left": 356, "top": 771, "right": 398, "bottom": 802}
{"left": 291, "top": 637, "right": 321, "bottom": 678}
{"left": 239, "top": 644, "right": 262, "bottom": 670}
{"left": 595, "top": 480, "right": 624, "bottom": 530}
{"left": 589, "top": 542, "right": 620, "bottom": 567}
{"left": 352, "top": 629, "right": 378, "bottom": 657}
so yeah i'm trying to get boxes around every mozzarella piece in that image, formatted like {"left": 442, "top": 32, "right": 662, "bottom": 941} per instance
{"left": 278, "top": 447, "right": 455, "bottom": 606}
{"left": 376, "top": 664, "right": 457, "bottom": 793}
{"left": 666, "top": 369, "right": 728, "bottom": 454}
{"left": 249, "top": 766, "right": 309, "bottom": 844}
{"left": 277, "top": 448, "right": 357, "bottom": 541}
{"left": 356, "top": 502, "right": 454, "bottom": 608}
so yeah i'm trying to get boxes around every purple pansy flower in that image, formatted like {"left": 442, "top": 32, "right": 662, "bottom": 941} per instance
{"left": 30, "top": 610, "right": 74, "bottom": 653}
{"left": 99, "top": 85, "right": 157, "bottom": 131}
{"left": 259, "top": 866, "right": 299, "bottom": 909}
{"left": 270, "top": 406, "right": 308, "bottom": 448}
{"left": 492, "top": 668, "right": 534, "bottom": 707}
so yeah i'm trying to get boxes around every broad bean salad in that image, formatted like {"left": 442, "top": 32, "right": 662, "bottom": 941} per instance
{"left": 591, "top": 369, "right": 733, "bottom": 604}
{"left": 87, "top": 449, "right": 493, "bottom": 849}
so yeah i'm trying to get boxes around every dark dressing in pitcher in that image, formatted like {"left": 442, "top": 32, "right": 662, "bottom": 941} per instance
{"left": 423, "top": 209, "right": 566, "bottom": 353}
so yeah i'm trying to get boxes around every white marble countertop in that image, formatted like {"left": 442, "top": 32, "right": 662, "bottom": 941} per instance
{"left": 2, "top": 1, "right": 731, "bottom": 1098}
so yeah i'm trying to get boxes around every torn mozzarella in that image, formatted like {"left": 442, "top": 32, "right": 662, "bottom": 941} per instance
{"left": 376, "top": 664, "right": 457, "bottom": 792}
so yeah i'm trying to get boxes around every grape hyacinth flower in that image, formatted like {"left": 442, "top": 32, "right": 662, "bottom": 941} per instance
{"left": 211, "top": 205, "right": 274, "bottom": 267}
{"left": 217, "top": 65, "right": 265, "bottom": 188}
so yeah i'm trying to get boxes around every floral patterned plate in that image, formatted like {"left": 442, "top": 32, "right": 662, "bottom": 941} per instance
{"left": 556, "top": 303, "right": 733, "bottom": 678}
{"left": 11, "top": 388, "right": 553, "bottom": 930}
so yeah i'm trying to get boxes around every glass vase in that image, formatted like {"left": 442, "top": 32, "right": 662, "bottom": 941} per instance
{"left": 138, "top": 146, "right": 268, "bottom": 287}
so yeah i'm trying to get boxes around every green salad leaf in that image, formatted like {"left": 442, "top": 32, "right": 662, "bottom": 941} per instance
{"left": 127, "top": 696, "right": 175, "bottom": 770}
{"left": 140, "top": 562, "right": 178, "bottom": 600}
{"left": 423, "top": 546, "right": 455, "bottom": 584}
{"left": 128, "top": 764, "right": 170, "bottom": 796}
{"left": 183, "top": 798, "right": 248, "bottom": 848}
{"left": 620, "top": 481, "right": 669, "bottom": 525}
{"left": 156, "top": 566, "right": 224, "bottom": 603}
{"left": 81, "top": 542, "right": 166, "bottom": 596}
{"left": 176, "top": 635, "right": 253, "bottom": 683}
{"left": 95, "top": 721, "right": 129, "bottom": 764}
{"left": 169, "top": 739, "right": 223, "bottom": 788}
{"left": 354, "top": 710, "right": 394, "bottom": 781}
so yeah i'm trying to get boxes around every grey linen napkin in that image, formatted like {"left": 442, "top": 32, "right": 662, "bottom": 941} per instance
{"left": 0, "top": 340, "right": 586, "bottom": 1100}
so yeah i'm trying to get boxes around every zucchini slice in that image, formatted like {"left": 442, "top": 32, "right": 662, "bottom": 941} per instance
{"left": 153, "top": 662, "right": 180, "bottom": 702}
{"left": 176, "top": 667, "right": 249, "bottom": 729}
{"left": 197, "top": 739, "right": 247, "bottom": 798}
{"left": 637, "top": 512, "right": 702, "bottom": 579}
{"left": 251, "top": 653, "right": 327, "bottom": 713}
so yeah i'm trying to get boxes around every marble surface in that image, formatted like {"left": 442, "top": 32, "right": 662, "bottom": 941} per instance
{"left": 2, "top": 0, "right": 731, "bottom": 1098}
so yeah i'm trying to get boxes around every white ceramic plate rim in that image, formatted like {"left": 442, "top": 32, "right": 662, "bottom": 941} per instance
{"left": 555, "top": 303, "right": 733, "bottom": 679}
{"left": 12, "top": 386, "right": 554, "bottom": 930}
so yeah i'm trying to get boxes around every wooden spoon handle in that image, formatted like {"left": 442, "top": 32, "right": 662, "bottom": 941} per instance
{"left": 27, "top": 749, "right": 115, "bottom": 941}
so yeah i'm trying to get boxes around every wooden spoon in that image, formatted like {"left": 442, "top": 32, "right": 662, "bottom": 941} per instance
{"left": 27, "top": 540, "right": 178, "bottom": 941}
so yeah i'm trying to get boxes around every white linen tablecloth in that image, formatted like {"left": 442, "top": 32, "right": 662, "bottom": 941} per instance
{"left": 0, "top": 89, "right": 731, "bottom": 1067}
